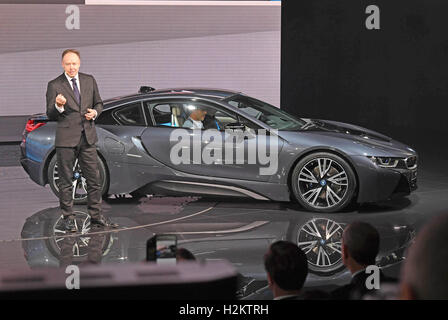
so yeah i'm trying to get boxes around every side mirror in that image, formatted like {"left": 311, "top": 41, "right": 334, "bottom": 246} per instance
{"left": 225, "top": 122, "right": 245, "bottom": 131}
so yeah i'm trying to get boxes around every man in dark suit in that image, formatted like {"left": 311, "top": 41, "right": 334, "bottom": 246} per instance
{"left": 46, "top": 49, "right": 117, "bottom": 232}
{"left": 331, "top": 221, "right": 395, "bottom": 300}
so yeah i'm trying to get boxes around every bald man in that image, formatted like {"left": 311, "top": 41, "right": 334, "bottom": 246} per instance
{"left": 46, "top": 49, "right": 117, "bottom": 232}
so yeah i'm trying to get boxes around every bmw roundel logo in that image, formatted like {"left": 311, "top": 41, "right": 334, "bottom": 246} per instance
{"left": 320, "top": 179, "right": 327, "bottom": 186}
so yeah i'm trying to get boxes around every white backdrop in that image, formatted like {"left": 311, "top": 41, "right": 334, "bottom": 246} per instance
{"left": 0, "top": 2, "right": 280, "bottom": 117}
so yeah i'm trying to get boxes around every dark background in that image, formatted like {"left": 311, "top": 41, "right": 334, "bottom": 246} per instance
{"left": 281, "top": 0, "right": 448, "bottom": 167}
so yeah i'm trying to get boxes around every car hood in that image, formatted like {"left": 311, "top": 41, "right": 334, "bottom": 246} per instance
{"left": 277, "top": 119, "right": 416, "bottom": 157}
{"left": 310, "top": 119, "right": 392, "bottom": 142}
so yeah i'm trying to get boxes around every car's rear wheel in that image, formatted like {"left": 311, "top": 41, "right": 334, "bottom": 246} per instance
{"left": 291, "top": 152, "right": 357, "bottom": 213}
{"left": 47, "top": 153, "right": 108, "bottom": 205}
{"left": 45, "top": 211, "right": 113, "bottom": 263}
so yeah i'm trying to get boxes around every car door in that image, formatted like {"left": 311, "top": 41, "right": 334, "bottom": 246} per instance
{"left": 96, "top": 101, "right": 148, "bottom": 164}
{"left": 140, "top": 98, "right": 282, "bottom": 182}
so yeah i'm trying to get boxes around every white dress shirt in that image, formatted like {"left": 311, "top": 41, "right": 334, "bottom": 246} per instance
{"left": 191, "top": 119, "right": 204, "bottom": 129}
{"left": 55, "top": 73, "right": 97, "bottom": 119}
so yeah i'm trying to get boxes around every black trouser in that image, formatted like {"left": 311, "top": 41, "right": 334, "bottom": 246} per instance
{"left": 56, "top": 131, "right": 102, "bottom": 219}
{"left": 59, "top": 232, "right": 106, "bottom": 267}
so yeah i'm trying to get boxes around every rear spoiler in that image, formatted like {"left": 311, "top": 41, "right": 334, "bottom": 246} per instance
{"left": 28, "top": 113, "right": 49, "bottom": 122}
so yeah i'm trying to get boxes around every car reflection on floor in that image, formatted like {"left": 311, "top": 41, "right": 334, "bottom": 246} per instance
{"left": 17, "top": 195, "right": 421, "bottom": 298}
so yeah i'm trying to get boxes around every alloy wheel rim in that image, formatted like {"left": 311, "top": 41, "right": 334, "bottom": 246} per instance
{"left": 297, "top": 218, "right": 344, "bottom": 268}
{"left": 53, "top": 159, "right": 88, "bottom": 201}
{"left": 53, "top": 212, "right": 92, "bottom": 257}
{"left": 298, "top": 157, "right": 349, "bottom": 208}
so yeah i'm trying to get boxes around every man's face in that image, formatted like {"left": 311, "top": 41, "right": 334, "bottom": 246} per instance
{"left": 190, "top": 109, "right": 207, "bottom": 121}
{"left": 62, "top": 52, "right": 80, "bottom": 78}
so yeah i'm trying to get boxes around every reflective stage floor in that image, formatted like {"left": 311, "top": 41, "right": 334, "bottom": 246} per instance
{"left": 1, "top": 157, "right": 448, "bottom": 298}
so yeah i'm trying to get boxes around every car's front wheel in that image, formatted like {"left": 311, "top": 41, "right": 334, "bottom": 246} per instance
{"left": 287, "top": 217, "right": 346, "bottom": 276}
{"left": 47, "top": 153, "right": 108, "bottom": 205}
{"left": 291, "top": 152, "right": 357, "bottom": 213}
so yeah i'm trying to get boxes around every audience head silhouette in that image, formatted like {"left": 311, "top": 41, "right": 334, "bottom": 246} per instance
{"left": 400, "top": 213, "right": 448, "bottom": 300}
{"left": 264, "top": 241, "right": 308, "bottom": 299}
{"left": 176, "top": 247, "right": 196, "bottom": 262}
{"left": 342, "top": 221, "right": 380, "bottom": 273}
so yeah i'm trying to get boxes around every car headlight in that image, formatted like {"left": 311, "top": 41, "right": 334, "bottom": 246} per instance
{"left": 368, "top": 156, "right": 400, "bottom": 168}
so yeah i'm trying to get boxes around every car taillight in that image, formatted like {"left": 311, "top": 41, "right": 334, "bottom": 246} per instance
{"left": 22, "top": 119, "right": 46, "bottom": 144}
{"left": 25, "top": 120, "right": 46, "bottom": 133}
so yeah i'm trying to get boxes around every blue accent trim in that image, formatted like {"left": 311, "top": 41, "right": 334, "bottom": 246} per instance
{"left": 26, "top": 138, "right": 50, "bottom": 163}
{"left": 160, "top": 122, "right": 179, "bottom": 127}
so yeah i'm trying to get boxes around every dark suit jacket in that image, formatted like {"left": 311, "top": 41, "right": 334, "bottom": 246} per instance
{"left": 46, "top": 72, "right": 103, "bottom": 147}
{"left": 331, "top": 270, "right": 396, "bottom": 300}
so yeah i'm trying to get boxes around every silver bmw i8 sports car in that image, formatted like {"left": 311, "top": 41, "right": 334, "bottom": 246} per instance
{"left": 20, "top": 87, "right": 418, "bottom": 213}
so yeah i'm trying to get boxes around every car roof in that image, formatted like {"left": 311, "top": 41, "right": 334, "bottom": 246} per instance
{"left": 103, "top": 87, "right": 240, "bottom": 109}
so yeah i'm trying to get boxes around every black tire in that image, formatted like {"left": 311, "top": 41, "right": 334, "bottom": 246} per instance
{"left": 291, "top": 152, "right": 357, "bottom": 213}
{"left": 130, "top": 190, "right": 147, "bottom": 199}
{"left": 47, "top": 153, "right": 108, "bottom": 205}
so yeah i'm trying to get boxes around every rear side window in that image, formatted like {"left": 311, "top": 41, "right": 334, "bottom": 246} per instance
{"left": 95, "top": 109, "right": 119, "bottom": 125}
{"left": 113, "top": 102, "right": 146, "bottom": 126}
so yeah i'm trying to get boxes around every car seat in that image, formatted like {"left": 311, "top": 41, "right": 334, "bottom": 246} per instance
{"left": 171, "top": 105, "right": 185, "bottom": 127}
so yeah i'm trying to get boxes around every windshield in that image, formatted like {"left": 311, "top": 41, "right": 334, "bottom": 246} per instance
{"left": 223, "top": 95, "right": 306, "bottom": 130}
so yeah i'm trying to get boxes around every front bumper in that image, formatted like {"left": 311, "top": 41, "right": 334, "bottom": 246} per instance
{"left": 390, "top": 168, "right": 418, "bottom": 197}
{"left": 353, "top": 155, "right": 418, "bottom": 203}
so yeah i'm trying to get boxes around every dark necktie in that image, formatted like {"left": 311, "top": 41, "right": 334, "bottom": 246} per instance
{"left": 71, "top": 78, "right": 81, "bottom": 105}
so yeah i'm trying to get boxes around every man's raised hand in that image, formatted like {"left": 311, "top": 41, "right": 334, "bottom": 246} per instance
{"left": 56, "top": 94, "right": 66, "bottom": 107}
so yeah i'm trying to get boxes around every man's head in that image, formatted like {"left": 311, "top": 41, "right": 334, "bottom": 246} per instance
{"left": 264, "top": 241, "right": 308, "bottom": 298}
{"left": 176, "top": 248, "right": 196, "bottom": 262}
{"left": 342, "top": 221, "right": 380, "bottom": 273}
{"left": 188, "top": 105, "right": 207, "bottom": 121}
{"left": 61, "top": 49, "right": 81, "bottom": 78}
{"left": 400, "top": 213, "right": 448, "bottom": 300}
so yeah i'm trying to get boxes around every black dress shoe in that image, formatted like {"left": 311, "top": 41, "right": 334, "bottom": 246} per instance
{"left": 62, "top": 217, "right": 78, "bottom": 233}
{"left": 90, "top": 216, "right": 119, "bottom": 228}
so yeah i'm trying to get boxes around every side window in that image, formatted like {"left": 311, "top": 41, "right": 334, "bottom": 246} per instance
{"left": 211, "top": 108, "right": 238, "bottom": 129}
{"left": 237, "top": 115, "right": 261, "bottom": 132}
{"left": 152, "top": 104, "right": 176, "bottom": 126}
{"left": 95, "top": 109, "right": 119, "bottom": 125}
{"left": 228, "top": 100, "right": 262, "bottom": 119}
{"left": 113, "top": 102, "right": 146, "bottom": 126}
{"left": 220, "top": 100, "right": 261, "bottom": 130}
{"left": 146, "top": 100, "right": 240, "bottom": 130}
{"left": 146, "top": 102, "right": 188, "bottom": 128}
